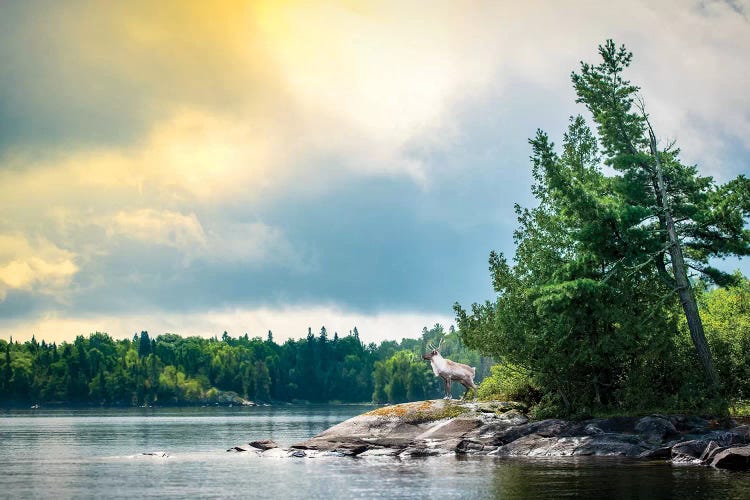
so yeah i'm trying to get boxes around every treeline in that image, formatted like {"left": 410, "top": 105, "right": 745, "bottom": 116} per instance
{"left": 0, "top": 324, "right": 491, "bottom": 406}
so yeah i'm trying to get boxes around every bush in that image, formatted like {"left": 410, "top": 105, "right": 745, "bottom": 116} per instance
{"left": 478, "top": 363, "right": 541, "bottom": 407}
{"left": 697, "top": 277, "right": 750, "bottom": 402}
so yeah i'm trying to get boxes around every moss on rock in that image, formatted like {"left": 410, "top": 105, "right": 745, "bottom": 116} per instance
{"left": 365, "top": 400, "right": 470, "bottom": 423}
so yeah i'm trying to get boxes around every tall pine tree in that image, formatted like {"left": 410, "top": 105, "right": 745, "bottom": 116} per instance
{"left": 457, "top": 41, "right": 750, "bottom": 413}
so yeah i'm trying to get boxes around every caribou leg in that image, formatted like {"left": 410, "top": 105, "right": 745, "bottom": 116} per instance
{"left": 461, "top": 383, "right": 470, "bottom": 400}
{"left": 460, "top": 379, "right": 478, "bottom": 401}
{"left": 443, "top": 376, "right": 452, "bottom": 399}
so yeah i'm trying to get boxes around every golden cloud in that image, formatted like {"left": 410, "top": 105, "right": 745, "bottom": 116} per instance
{"left": 0, "top": 234, "right": 78, "bottom": 301}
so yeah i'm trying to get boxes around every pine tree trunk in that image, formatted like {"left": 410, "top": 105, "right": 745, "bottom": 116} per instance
{"left": 668, "top": 235, "right": 720, "bottom": 388}
{"left": 650, "top": 131, "right": 720, "bottom": 389}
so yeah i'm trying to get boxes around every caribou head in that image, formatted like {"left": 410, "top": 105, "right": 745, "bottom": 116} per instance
{"left": 422, "top": 338, "right": 443, "bottom": 361}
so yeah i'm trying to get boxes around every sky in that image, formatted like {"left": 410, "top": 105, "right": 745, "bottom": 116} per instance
{"left": 1, "top": 0, "right": 749, "bottom": 345}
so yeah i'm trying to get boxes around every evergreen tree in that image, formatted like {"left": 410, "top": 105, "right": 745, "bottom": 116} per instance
{"left": 254, "top": 360, "right": 271, "bottom": 401}
{"left": 569, "top": 40, "right": 750, "bottom": 388}
{"left": 456, "top": 41, "right": 750, "bottom": 414}
{"left": 138, "top": 331, "right": 151, "bottom": 357}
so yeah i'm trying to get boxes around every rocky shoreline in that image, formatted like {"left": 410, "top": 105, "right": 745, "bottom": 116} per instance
{"left": 228, "top": 400, "right": 750, "bottom": 470}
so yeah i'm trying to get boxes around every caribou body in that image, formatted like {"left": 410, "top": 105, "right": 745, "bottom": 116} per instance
{"left": 422, "top": 341, "right": 477, "bottom": 400}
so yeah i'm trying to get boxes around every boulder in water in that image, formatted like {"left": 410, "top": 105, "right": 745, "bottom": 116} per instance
{"left": 709, "top": 446, "right": 750, "bottom": 470}
{"left": 249, "top": 440, "right": 278, "bottom": 450}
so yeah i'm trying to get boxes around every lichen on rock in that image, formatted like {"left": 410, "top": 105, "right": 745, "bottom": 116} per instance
{"left": 364, "top": 400, "right": 469, "bottom": 423}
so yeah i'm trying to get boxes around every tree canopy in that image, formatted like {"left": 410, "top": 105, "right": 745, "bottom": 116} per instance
{"left": 456, "top": 41, "right": 750, "bottom": 416}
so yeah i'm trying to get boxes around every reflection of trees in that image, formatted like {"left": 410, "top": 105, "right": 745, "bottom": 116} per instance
{"left": 489, "top": 458, "right": 743, "bottom": 499}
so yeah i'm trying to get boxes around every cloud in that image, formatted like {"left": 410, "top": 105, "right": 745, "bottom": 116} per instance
{"left": 0, "top": 0, "right": 749, "bottom": 342}
{"left": 0, "top": 0, "right": 496, "bottom": 188}
{"left": 0, "top": 234, "right": 78, "bottom": 301}
{"left": 106, "top": 209, "right": 206, "bottom": 251}
{"left": 0, "top": 305, "right": 454, "bottom": 346}
{"left": 0, "top": 109, "right": 284, "bottom": 209}
{"left": 102, "top": 209, "right": 303, "bottom": 268}
{"left": 205, "top": 221, "right": 306, "bottom": 269}
{"left": 3, "top": 1, "right": 749, "bottom": 185}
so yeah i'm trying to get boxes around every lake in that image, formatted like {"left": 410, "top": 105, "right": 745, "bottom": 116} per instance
{"left": 1, "top": 405, "right": 748, "bottom": 499}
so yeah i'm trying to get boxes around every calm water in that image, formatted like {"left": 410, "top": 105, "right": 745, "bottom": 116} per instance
{"left": 1, "top": 405, "right": 748, "bottom": 499}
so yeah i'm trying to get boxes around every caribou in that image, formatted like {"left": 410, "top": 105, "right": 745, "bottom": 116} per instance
{"left": 422, "top": 339, "right": 478, "bottom": 400}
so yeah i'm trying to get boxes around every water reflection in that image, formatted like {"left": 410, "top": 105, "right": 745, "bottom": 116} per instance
{"left": 2, "top": 407, "right": 749, "bottom": 499}
{"left": 488, "top": 457, "right": 750, "bottom": 499}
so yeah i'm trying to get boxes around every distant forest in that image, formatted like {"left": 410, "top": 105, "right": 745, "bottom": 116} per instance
{"left": 0, "top": 324, "right": 492, "bottom": 407}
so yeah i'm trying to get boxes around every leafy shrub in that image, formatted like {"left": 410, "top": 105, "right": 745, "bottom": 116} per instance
{"left": 477, "top": 363, "right": 541, "bottom": 407}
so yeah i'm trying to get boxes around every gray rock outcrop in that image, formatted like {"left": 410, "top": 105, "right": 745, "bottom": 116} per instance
{"left": 242, "top": 400, "right": 750, "bottom": 469}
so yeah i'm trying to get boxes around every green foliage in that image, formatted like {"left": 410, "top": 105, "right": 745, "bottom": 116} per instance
{"left": 477, "top": 363, "right": 540, "bottom": 406}
{"left": 730, "top": 400, "right": 750, "bottom": 418}
{"left": 0, "top": 323, "right": 489, "bottom": 406}
{"left": 372, "top": 351, "right": 430, "bottom": 404}
{"left": 157, "top": 366, "right": 206, "bottom": 402}
{"left": 696, "top": 276, "right": 750, "bottom": 401}
{"left": 456, "top": 40, "right": 750, "bottom": 417}
{"left": 137, "top": 331, "right": 151, "bottom": 357}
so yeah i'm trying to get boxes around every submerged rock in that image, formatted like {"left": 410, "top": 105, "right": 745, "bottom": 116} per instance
{"left": 227, "top": 439, "right": 280, "bottom": 452}
{"left": 227, "top": 446, "right": 250, "bottom": 452}
{"left": 249, "top": 439, "right": 279, "bottom": 451}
